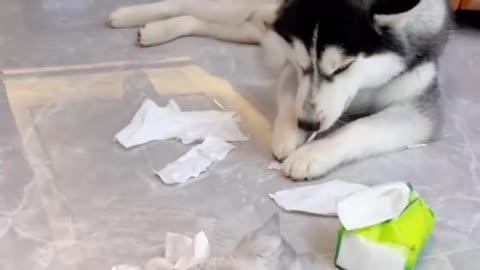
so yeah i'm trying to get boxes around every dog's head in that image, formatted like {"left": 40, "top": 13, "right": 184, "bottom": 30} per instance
{"left": 266, "top": 0, "right": 425, "bottom": 132}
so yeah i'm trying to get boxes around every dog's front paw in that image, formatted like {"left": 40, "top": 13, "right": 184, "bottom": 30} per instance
{"left": 272, "top": 123, "right": 306, "bottom": 161}
{"left": 138, "top": 17, "right": 196, "bottom": 46}
{"left": 282, "top": 143, "right": 338, "bottom": 181}
{"left": 110, "top": 6, "right": 149, "bottom": 28}
{"left": 138, "top": 21, "right": 174, "bottom": 46}
{"left": 272, "top": 133, "right": 301, "bottom": 161}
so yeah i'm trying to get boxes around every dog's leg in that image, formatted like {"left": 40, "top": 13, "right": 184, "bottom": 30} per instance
{"left": 110, "top": 0, "right": 264, "bottom": 28}
{"left": 110, "top": 1, "right": 184, "bottom": 28}
{"left": 272, "top": 65, "right": 307, "bottom": 160}
{"left": 261, "top": 31, "right": 290, "bottom": 75}
{"left": 282, "top": 105, "right": 435, "bottom": 180}
{"left": 137, "top": 2, "right": 280, "bottom": 46}
{"left": 138, "top": 16, "right": 267, "bottom": 46}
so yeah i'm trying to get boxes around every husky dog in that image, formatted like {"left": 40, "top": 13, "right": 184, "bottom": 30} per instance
{"left": 144, "top": 215, "right": 318, "bottom": 270}
{"left": 110, "top": 0, "right": 451, "bottom": 180}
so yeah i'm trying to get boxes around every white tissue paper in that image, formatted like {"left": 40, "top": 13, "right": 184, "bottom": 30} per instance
{"left": 269, "top": 180, "right": 368, "bottom": 216}
{"left": 155, "top": 136, "right": 235, "bottom": 184}
{"left": 267, "top": 161, "right": 282, "bottom": 171}
{"left": 115, "top": 99, "right": 248, "bottom": 148}
{"left": 165, "top": 233, "right": 194, "bottom": 262}
{"left": 142, "top": 231, "right": 210, "bottom": 270}
{"left": 111, "top": 265, "right": 141, "bottom": 270}
{"left": 406, "top": 143, "right": 428, "bottom": 149}
{"left": 337, "top": 182, "right": 411, "bottom": 230}
{"left": 166, "top": 231, "right": 210, "bottom": 270}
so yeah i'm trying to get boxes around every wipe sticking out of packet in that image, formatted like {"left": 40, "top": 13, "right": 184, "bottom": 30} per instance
{"left": 337, "top": 182, "right": 411, "bottom": 230}
{"left": 269, "top": 180, "right": 368, "bottom": 216}
{"left": 335, "top": 182, "right": 435, "bottom": 270}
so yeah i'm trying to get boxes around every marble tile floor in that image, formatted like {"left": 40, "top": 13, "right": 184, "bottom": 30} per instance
{"left": 0, "top": 1, "right": 480, "bottom": 269}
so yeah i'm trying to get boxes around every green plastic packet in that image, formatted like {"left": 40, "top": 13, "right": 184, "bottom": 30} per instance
{"left": 334, "top": 184, "right": 435, "bottom": 270}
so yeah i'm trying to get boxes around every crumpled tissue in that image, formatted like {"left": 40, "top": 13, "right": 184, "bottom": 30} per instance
{"left": 115, "top": 99, "right": 248, "bottom": 148}
{"left": 155, "top": 136, "right": 235, "bottom": 184}
{"left": 112, "top": 231, "right": 210, "bottom": 270}
{"left": 144, "top": 231, "right": 210, "bottom": 270}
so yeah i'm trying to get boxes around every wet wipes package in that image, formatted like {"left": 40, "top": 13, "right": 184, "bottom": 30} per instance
{"left": 335, "top": 182, "right": 435, "bottom": 270}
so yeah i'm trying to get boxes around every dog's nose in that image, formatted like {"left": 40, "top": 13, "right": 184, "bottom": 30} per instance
{"left": 297, "top": 119, "right": 321, "bottom": 132}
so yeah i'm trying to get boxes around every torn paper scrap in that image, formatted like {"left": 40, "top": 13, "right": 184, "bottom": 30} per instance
{"left": 212, "top": 98, "right": 225, "bottom": 110}
{"left": 155, "top": 136, "right": 235, "bottom": 184}
{"left": 111, "top": 264, "right": 141, "bottom": 270}
{"left": 406, "top": 143, "right": 428, "bottom": 150}
{"left": 166, "top": 99, "right": 181, "bottom": 112}
{"left": 337, "top": 182, "right": 411, "bottom": 230}
{"left": 267, "top": 161, "right": 282, "bottom": 171}
{"left": 174, "top": 232, "right": 210, "bottom": 269}
{"left": 269, "top": 180, "right": 368, "bottom": 216}
{"left": 115, "top": 98, "right": 248, "bottom": 148}
{"left": 165, "top": 233, "right": 194, "bottom": 262}
{"left": 191, "top": 231, "right": 209, "bottom": 261}
{"left": 165, "top": 231, "right": 210, "bottom": 270}
{"left": 306, "top": 131, "right": 319, "bottom": 143}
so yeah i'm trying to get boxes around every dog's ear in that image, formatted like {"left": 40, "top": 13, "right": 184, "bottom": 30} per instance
{"left": 371, "top": 0, "right": 421, "bottom": 29}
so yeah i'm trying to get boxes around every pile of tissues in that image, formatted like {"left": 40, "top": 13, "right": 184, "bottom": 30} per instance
{"left": 115, "top": 99, "right": 248, "bottom": 184}
{"left": 112, "top": 231, "right": 210, "bottom": 270}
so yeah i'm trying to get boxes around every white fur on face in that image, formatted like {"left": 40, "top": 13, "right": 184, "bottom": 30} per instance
{"left": 284, "top": 34, "right": 407, "bottom": 131}
{"left": 313, "top": 52, "right": 405, "bottom": 130}
{"left": 319, "top": 46, "right": 355, "bottom": 76}
{"left": 291, "top": 38, "right": 311, "bottom": 69}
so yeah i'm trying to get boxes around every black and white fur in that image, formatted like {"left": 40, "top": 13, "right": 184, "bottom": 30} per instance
{"left": 110, "top": 0, "right": 451, "bottom": 180}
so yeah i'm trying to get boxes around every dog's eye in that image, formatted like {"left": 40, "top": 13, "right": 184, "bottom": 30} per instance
{"left": 332, "top": 62, "right": 353, "bottom": 76}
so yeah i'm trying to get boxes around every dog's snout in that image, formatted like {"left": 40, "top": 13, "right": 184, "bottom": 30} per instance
{"left": 297, "top": 119, "right": 321, "bottom": 132}
{"left": 304, "top": 102, "right": 317, "bottom": 113}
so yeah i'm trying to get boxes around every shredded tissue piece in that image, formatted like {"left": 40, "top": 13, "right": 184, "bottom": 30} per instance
{"left": 269, "top": 180, "right": 368, "bottom": 216}
{"left": 155, "top": 136, "right": 235, "bottom": 184}
{"left": 406, "top": 143, "right": 428, "bottom": 149}
{"left": 171, "top": 231, "right": 209, "bottom": 269}
{"left": 306, "top": 131, "right": 319, "bottom": 143}
{"left": 147, "top": 231, "right": 210, "bottom": 270}
{"left": 113, "top": 232, "right": 210, "bottom": 270}
{"left": 267, "top": 161, "right": 282, "bottom": 171}
{"left": 111, "top": 264, "right": 141, "bottom": 270}
{"left": 115, "top": 98, "right": 248, "bottom": 148}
